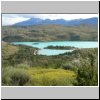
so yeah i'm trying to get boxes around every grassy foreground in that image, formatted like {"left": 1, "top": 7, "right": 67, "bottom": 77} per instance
{"left": 2, "top": 67, "right": 75, "bottom": 86}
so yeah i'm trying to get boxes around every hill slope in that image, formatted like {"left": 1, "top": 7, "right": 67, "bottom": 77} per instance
{"left": 2, "top": 24, "right": 98, "bottom": 42}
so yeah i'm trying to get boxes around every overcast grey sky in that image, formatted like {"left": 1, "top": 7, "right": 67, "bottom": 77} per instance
{"left": 2, "top": 14, "right": 98, "bottom": 26}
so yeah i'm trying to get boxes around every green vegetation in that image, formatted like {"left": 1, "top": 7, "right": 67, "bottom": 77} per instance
{"left": 2, "top": 42, "right": 98, "bottom": 86}
{"left": 2, "top": 24, "right": 98, "bottom": 42}
{"left": 44, "top": 45, "right": 76, "bottom": 50}
{"left": 2, "top": 23, "right": 98, "bottom": 86}
{"left": 76, "top": 65, "right": 98, "bottom": 86}
{"left": 2, "top": 67, "right": 31, "bottom": 86}
{"left": 27, "top": 68, "right": 75, "bottom": 86}
{"left": 75, "top": 53, "right": 98, "bottom": 86}
{"left": 2, "top": 67, "right": 76, "bottom": 86}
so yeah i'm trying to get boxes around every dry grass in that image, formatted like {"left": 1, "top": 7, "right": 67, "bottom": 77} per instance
{"left": 27, "top": 68, "right": 76, "bottom": 86}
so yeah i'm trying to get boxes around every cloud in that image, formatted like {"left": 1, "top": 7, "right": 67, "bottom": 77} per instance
{"left": 2, "top": 14, "right": 98, "bottom": 26}
{"left": 31, "top": 14, "right": 98, "bottom": 20}
{"left": 2, "top": 14, "right": 30, "bottom": 26}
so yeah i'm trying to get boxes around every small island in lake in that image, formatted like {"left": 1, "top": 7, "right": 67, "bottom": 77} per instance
{"left": 44, "top": 45, "right": 77, "bottom": 50}
{"left": 33, "top": 43, "right": 39, "bottom": 45}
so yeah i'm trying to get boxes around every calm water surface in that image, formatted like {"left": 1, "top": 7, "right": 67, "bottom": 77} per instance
{"left": 11, "top": 41, "right": 98, "bottom": 56}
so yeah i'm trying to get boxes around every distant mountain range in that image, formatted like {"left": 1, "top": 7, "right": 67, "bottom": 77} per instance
{"left": 14, "top": 17, "right": 98, "bottom": 27}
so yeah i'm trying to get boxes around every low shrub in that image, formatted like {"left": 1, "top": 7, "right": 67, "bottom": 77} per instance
{"left": 62, "top": 63, "right": 73, "bottom": 70}
{"left": 2, "top": 67, "right": 30, "bottom": 86}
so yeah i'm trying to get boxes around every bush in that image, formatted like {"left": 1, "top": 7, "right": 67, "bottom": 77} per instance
{"left": 2, "top": 67, "right": 30, "bottom": 86}
{"left": 10, "top": 69, "right": 30, "bottom": 86}
{"left": 16, "top": 63, "right": 29, "bottom": 69}
{"left": 73, "top": 51, "right": 98, "bottom": 86}
{"left": 75, "top": 59, "right": 98, "bottom": 86}
{"left": 62, "top": 63, "right": 73, "bottom": 70}
{"left": 2, "top": 67, "right": 12, "bottom": 85}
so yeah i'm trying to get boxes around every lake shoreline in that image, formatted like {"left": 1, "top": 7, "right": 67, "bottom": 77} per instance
{"left": 11, "top": 41, "right": 98, "bottom": 56}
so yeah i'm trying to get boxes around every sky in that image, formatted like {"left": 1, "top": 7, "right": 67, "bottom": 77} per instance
{"left": 2, "top": 14, "right": 98, "bottom": 26}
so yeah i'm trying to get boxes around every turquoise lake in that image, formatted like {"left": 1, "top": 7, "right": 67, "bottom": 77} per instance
{"left": 11, "top": 41, "right": 98, "bottom": 56}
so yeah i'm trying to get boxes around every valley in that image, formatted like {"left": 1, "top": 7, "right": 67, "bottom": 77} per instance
{"left": 2, "top": 15, "right": 98, "bottom": 86}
